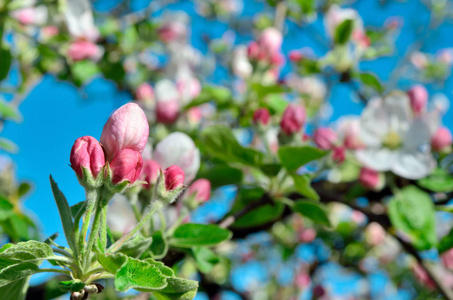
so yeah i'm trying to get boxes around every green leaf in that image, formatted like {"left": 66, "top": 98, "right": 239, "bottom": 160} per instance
{"left": 292, "top": 200, "right": 331, "bottom": 226}
{"left": 58, "top": 280, "right": 85, "bottom": 292}
{"left": 0, "top": 276, "right": 29, "bottom": 300}
{"left": 0, "top": 197, "right": 13, "bottom": 221}
{"left": 114, "top": 257, "right": 167, "bottom": 292}
{"left": 118, "top": 235, "right": 152, "bottom": 258}
{"left": 159, "top": 277, "right": 198, "bottom": 295}
{"left": 196, "top": 165, "right": 243, "bottom": 188}
{"left": 278, "top": 146, "right": 327, "bottom": 172}
{"left": 388, "top": 186, "right": 437, "bottom": 250}
{"left": 71, "top": 60, "right": 99, "bottom": 86}
{"left": 0, "top": 241, "right": 54, "bottom": 287}
{"left": 0, "top": 138, "right": 18, "bottom": 153}
{"left": 49, "top": 176, "right": 78, "bottom": 257}
{"left": 251, "top": 83, "right": 287, "bottom": 97}
{"left": 192, "top": 247, "right": 220, "bottom": 274}
{"left": 357, "top": 72, "right": 384, "bottom": 93}
{"left": 144, "top": 259, "right": 175, "bottom": 277}
{"left": 170, "top": 224, "right": 232, "bottom": 248}
{"left": 260, "top": 163, "right": 282, "bottom": 177}
{"left": 439, "top": 226, "right": 453, "bottom": 253}
{"left": 0, "top": 98, "right": 21, "bottom": 122}
{"left": 0, "top": 46, "right": 12, "bottom": 81}
{"left": 233, "top": 202, "right": 284, "bottom": 228}
{"left": 97, "top": 253, "right": 127, "bottom": 274}
{"left": 185, "top": 85, "right": 232, "bottom": 109}
{"left": 335, "top": 19, "right": 354, "bottom": 45}
{"left": 149, "top": 231, "right": 168, "bottom": 259}
{"left": 201, "top": 125, "right": 264, "bottom": 167}
{"left": 17, "top": 182, "right": 32, "bottom": 198}
{"left": 261, "top": 95, "right": 289, "bottom": 114}
{"left": 418, "top": 168, "right": 453, "bottom": 193}
{"left": 291, "top": 174, "right": 319, "bottom": 200}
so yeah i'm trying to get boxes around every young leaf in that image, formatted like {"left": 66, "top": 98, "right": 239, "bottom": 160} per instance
{"left": 0, "top": 241, "right": 55, "bottom": 287}
{"left": 0, "top": 138, "right": 18, "bottom": 153}
{"left": 114, "top": 257, "right": 167, "bottom": 292}
{"left": 292, "top": 200, "right": 331, "bottom": 226}
{"left": 150, "top": 231, "right": 168, "bottom": 259}
{"left": 291, "top": 174, "right": 319, "bottom": 201}
{"left": 0, "top": 197, "right": 14, "bottom": 221}
{"left": 418, "top": 168, "right": 453, "bottom": 193}
{"left": 49, "top": 176, "right": 78, "bottom": 256}
{"left": 278, "top": 146, "right": 327, "bottom": 172}
{"left": 335, "top": 19, "right": 354, "bottom": 45}
{"left": 144, "top": 259, "right": 175, "bottom": 277}
{"left": 388, "top": 186, "right": 437, "bottom": 250}
{"left": 0, "top": 46, "right": 12, "bottom": 81}
{"left": 358, "top": 72, "right": 384, "bottom": 93}
{"left": 196, "top": 165, "right": 243, "bottom": 188}
{"left": 233, "top": 202, "right": 284, "bottom": 228}
{"left": 170, "top": 224, "right": 232, "bottom": 248}
{"left": 439, "top": 226, "right": 453, "bottom": 254}
{"left": 192, "top": 247, "right": 221, "bottom": 274}
{"left": 117, "top": 235, "right": 153, "bottom": 258}
{"left": 0, "top": 276, "right": 29, "bottom": 300}
{"left": 97, "top": 253, "right": 127, "bottom": 274}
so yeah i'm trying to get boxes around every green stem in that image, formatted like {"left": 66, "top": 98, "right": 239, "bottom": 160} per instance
{"left": 79, "top": 188, "right": 100, "bottom": 255}
{"left": 130, "top": 193, "right": 142, "bottom": 223}
{"left": 158, "top": 210, "right": 166, "bottom": 232}
{"left": 36, "top": 268, "right": 71, "bottom": 275}
{"left": 98, "top": 203, "right": 109, "bottom": 251}
{"left": 109, "top": 200, "right": 163, "bottom": 253}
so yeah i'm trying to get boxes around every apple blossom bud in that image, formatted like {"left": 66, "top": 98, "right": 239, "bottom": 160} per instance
{"left": 270, "top": 52, "right": 285, "bottom": 66}
{"left": 136, "top": 83, "right": 154, "bottom": 102}
{"left": 158, "top": 21, "right": 187, "bottom": 43}
{"left": 247, "top": 41, "right": 260, "bottom": 60}
{"left": 294, "top": 272, "right": 310, "bottom": 289}
{"left": 332, "top": 146, "right": 346, "bottom": 164}
{"left": 288, "top": 51, "right": 303, "bottom": 62}
{"left": 442, "top": 249, "right": 453, "bottom": 271}
{"left": 365, "top": 222, "right": 386, "bottom": 246}
{"left": 359, "top": 167, "right": 384, "bottom": 190}
{"left": 253, "top": 108, "right": 270, "bottom": 126}
{"left": 154, "top": 132, "right": 200, "bottom": 183}
{"left": 141, "top": 160, "right": 161, "bottom": 189}
{"left": 313, "top": 127, "right": 337, "bottom": 150}
{"left": 312, "top": 285, "right": 326, "bottom": 298}
{"left": 408, "top": 85, "right": 428, "bottom": 116}
{"left": 431, "top": 127, "right": 452, "bottom": 152}
{"left": 299, "top": 228, "right": 316, "bottom": 243}
{"left": 258, "top": 27, "right": 282, "bottom": 56}
{"left": 187, "top": 179, "right": 211, "bottom": 203}
{"left": 164, "top": 165, "right": 185, "bottom": 191}
{"left": 156, "top": 100, "right": 180, "bottom": 124}
{"left": 110, "top": 149, "right": 143, "bottom": 184}
{"left": 67, "top": 40, "right": 100, "bottom": 61}
{"left": 410, "top": 52, "right": 428, "bottom": 70}
{"left": 280, "top": 104, "right": 306, "bottom": 136}
{"left": 70, "top": 136, "right": 105, "bottom": 179}
{"left": 100, "top": 103, "right": 149, "bottom": 161}
{"left": 186, "top": 107, "right": 202, "bottom": 125}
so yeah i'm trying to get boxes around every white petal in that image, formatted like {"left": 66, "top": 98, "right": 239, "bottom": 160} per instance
{"left": 359, "top": 97, "right": 388, "bottom": 146}
{"left": 356, "top": 148, "right": 396, "bottom": 171}
{"left": 107, "top": 195, "right": 137, "bottom": 235}
{"left": 392, "top": 150, "right": 435, "bottom": 180}
{"left": 402, "top": 119, "right": 431, "bottom": 150}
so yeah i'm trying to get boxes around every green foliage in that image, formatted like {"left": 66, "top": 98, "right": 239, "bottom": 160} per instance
{"left": 291, "top": 174, "right": 319, "bottom": 200}
{"left": 278, "top": 146, "right": 327, "bottom": 172}
{"left": 439, "top": 226, "right": 453, "bottom": 254}
{"left": 388, "top": 186, "right": 437, "bottom": 250}
{"left": 0, "top": 196, "right": 14, "bottom": 221}
{"left": 150, "top": 231, "right": 169, "bottom": 259}
{"left": 196, "top": 165, "right": 243, "bottom": 188}
{"left": 356, "top": 72, "right": 384, "bottom": 93}
{"left": 0, "top": 277, "right": 29, "bottom": 300}
{"left": 0, "top": 98, "right": 21, "bottom": 122}
{"left": 170, "top": 224, "right": 232, "bottom": 248}
{"left": 418, "top": 168, "right": 453, "bottom": 193}
{"left": 185, "top": 85, "right": 232, "bottom": 109}
{"left": 334, "top": 19, "right": 354, "bottom": 44}
{"left": 292, "top": 200, "right": 331, "bottom": 226}
{"left": 0, "top": 46, "right": 11, "bottom": 81}
{"left": 114, "top": 257, "right": 167, "bottom": 292}
{"left": 233, "top": 202, "right": 284, "bottom": 228}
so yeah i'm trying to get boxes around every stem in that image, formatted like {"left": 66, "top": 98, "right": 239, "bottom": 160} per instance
{"left": 109, "top": 200, "right": 163, "bottom": 253}
{"left": 86, "top": 272, "right": 114, "bottom": 284}
{"left": 274, "top": 1, "right": 287, "bottom": 32}
{"left": 79, "top": 188, "right": 100, "bottom": 255}
{"left": 98, "top": 203, "right": 109, "bottom": 251}
{"left": 158, "top": 210, "right": 166, "bottom": 232}
{"left": 36, "top": 268, "right": 71, "bottom": 275}
{"left": 83, "top": 202, "right": 102, "bottom": 270}
{"left": 130, "top": 193, "right": 142, "bottom": 222}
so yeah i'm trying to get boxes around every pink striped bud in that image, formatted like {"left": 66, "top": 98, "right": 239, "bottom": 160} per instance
{"left": 141, "top": 160, "right": 161, "bottom": 189}
{"left": 110, "top": 149, "right": 143, "bottom": 184}
{"left": 247, "top": 42, "right": 260, "bottom": 60}
{"left": 280, "top": 104, "right": 306, "bottom": 136}
{"left": 359, "top": 167, "right": 384, "bottom": 190}
{"left": 332, "top": 146, "right": 346, "bottom": 164}
{"left": 70, "top": 136, "right": 105, "bottom": 179}
{"left": 156, "top": 100, "right": 180, "bottom": 124}
{"left": 164, "top": 165, "right": 185, "bottom": 191}
{"left": 431, "top": 127, "right": 452, "bottom": 152}
{"left": 136, "top": 83, "right": 154, "bottom": 102}
{"left": 313, "top": 127, "right": 337, "bottom": 150}
{"left": 187, "top": 179, "right": 211, "bottom": 203}
{"left": 100, "top": 103, "right": 149, "bottom": 161}
{"left": 258, "top": 27, "right": 282, "bottom": 56}
{"left": 253, "top": 108, "right": 270, "bottom": 126}
{"left": 408, "top": 85, "right": 428, "bottom": 116}
{"left": 67, "top": 40, "right": 100, "bottom": 61}
{"left": 288, "top": 51, "right": 303, "bottom": 62}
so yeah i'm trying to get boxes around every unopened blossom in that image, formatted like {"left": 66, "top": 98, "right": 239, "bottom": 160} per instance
{"left": 164, "top": 166, "right": 185, "bottom": 191}
{"left": 280, "top": 104, "right": 306, "bottom": 136}
{"left": 70, "top": 136, "right": 105, "bottom": 178}
{"left": 332, "top": 146, "right": 346, "bottom": 164}
{"left": 153, "top": 132, "right": 200, "bottom": 183}
{"left": 431, "top": 127, "right": 452, "bottom": 152}
{"left": 186, "top": 179, "right": 211, "bottom": 203}
{"left": 136, "top": 83, "right": 154, "bottom": 102}
{"left": 155, "top": 79, "right": 181, "bottom": 124}
{"left": 324, "top": 4, "right": 364, "bottom": 43}
{"left": 253, "top": 108, "right": 271, "bottom": 126}
{"left": 437, "top": 48, "right": 453, "bottom": 65}
{"left": 359, "top": 167, "right": 384, "bottom": 190}
{"left": 141, "top": 160, "right": 161, "bottom": 189}
{"left": 64, "top": 0, "right": 99, "bottom": 41}
{"left": 410, "top": 52, "right": 428, "bottom": 70}
{"left": 186, "top": 107, "right": 202, "bottom": 126}
{"left": 258, "top": 27, "right": 282, "bottom": 56}
{"left": 176, "top": 75, "right": 202, "bottom": 105}
{"left": 158, "top": 19, "right": 187, "bottom": 44}
{"left": 408, "top": 85, "right": 428, "bottom": 116}
{"left": 247, "top": 42, "right": 260, "bottom": 60}
{"left": 232, "top": 46, "right": 252, "bottom": 78}
{"left": 11, "top": 6, "right": 48, "bottom": 26}
{"left": 286, "top": 75, "right": 326, "bottom": 103}
{"left": 298, "top": 228, "right": 316, "bottom": 243}
{"left": 67, "top": 40, "right": 101, "bottom": 61}
{"left": 100, "top": 103, "right": 149, "bottom": 161}
{"left": 337, "top": 116, "right": 364, "bottom": 150}
{"left": 313, "top": 127, "right": 337, "bottom": 150}
{"left": 288, "top": 50, "right": 303, "bottom": 62}
{"left": 365, "top": 222, "right": 386, "bottom": 246}
{"left": 356, "top": 92, "right": 436, "bottom": 179}
{"left": 110, "top": 149, "right": 143, "bottom": 184}
{"left": 294, "top": 272, "right": 310, "bottom": 289}
{"left": 41, "top": 26, "right": 59, "bottom": 39}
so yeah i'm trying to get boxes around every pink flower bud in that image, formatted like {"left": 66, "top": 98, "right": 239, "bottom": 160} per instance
{"left": 67, "top": 40, "right": 100, "bottom": 62}
{"left": 186, "top": 107, "right": 202, "bottom": 125}
{"left": 158, "top": 21, "right": 187, "bottom": 43}
{"left": 156, "top": 99, "right": 180, "bottom": 124}
{"left": 187, "top": 179, "right": 211, "bottom": 203}
{"left": 332, "top": 146, "right": 346, "bottom": 164}
{"left": 359, "top": 167, "right": 383, "bottom": 190}
{"left": 136, "top": 83, "right": 154, "bottom": 102}
{"left": 408, "top": 85, "right": 428, "bottom": 116}
{"left": 247, "top": 41, "right": 260, "bottom": 60}
{"left": 164, "top": 165, "right": 185, "bottom": 191}
{"left": 410, "top": 52, "right": 428, "bottom": 70}
{"left": 41, "top": 26, "right": 59, "bottom": 39}
{"left": 431, "top": 127, "right": 452, "bottom": 152}
{"left": 313, "top": 127, "right": 337, "bottom": 150}
{"left": 288, "top": 50, "right": 303, "bottom": 62}
{"left": 110, "top": 149, "right": 143, "bottom": 184}
{"left": 100, "top": 103, "right": 149, "bottom": 161}
{"left": 253, "top": 108, "right": 270, "bottom": 126}
{"left": 312, "top": 285, "right": 326, "bottom": 298}
{"left": 70, "top": 136, "right": 105, "bottom": 178}
{"left": 270, "top": 52, "right": 285, "bottom": 66}
{"left": 294, "top": 272, "right": 310, "bottom": 289}
{"left": 141, "top": 160, "right": 161, "bottom": 189}
{"left": 258, "top": 27, "right": 282, "bottom": 56}
{"left": 442, "top": 249, "right": 453, "bottom": 271}
{"left": 299, "top": 228, "right": 316, "bottom": 243}
{"left": 280, "top": 104, "right": 306, "bottom": 136}
{"left": 365, "top": 222, "right": 386, "bottom": 246}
